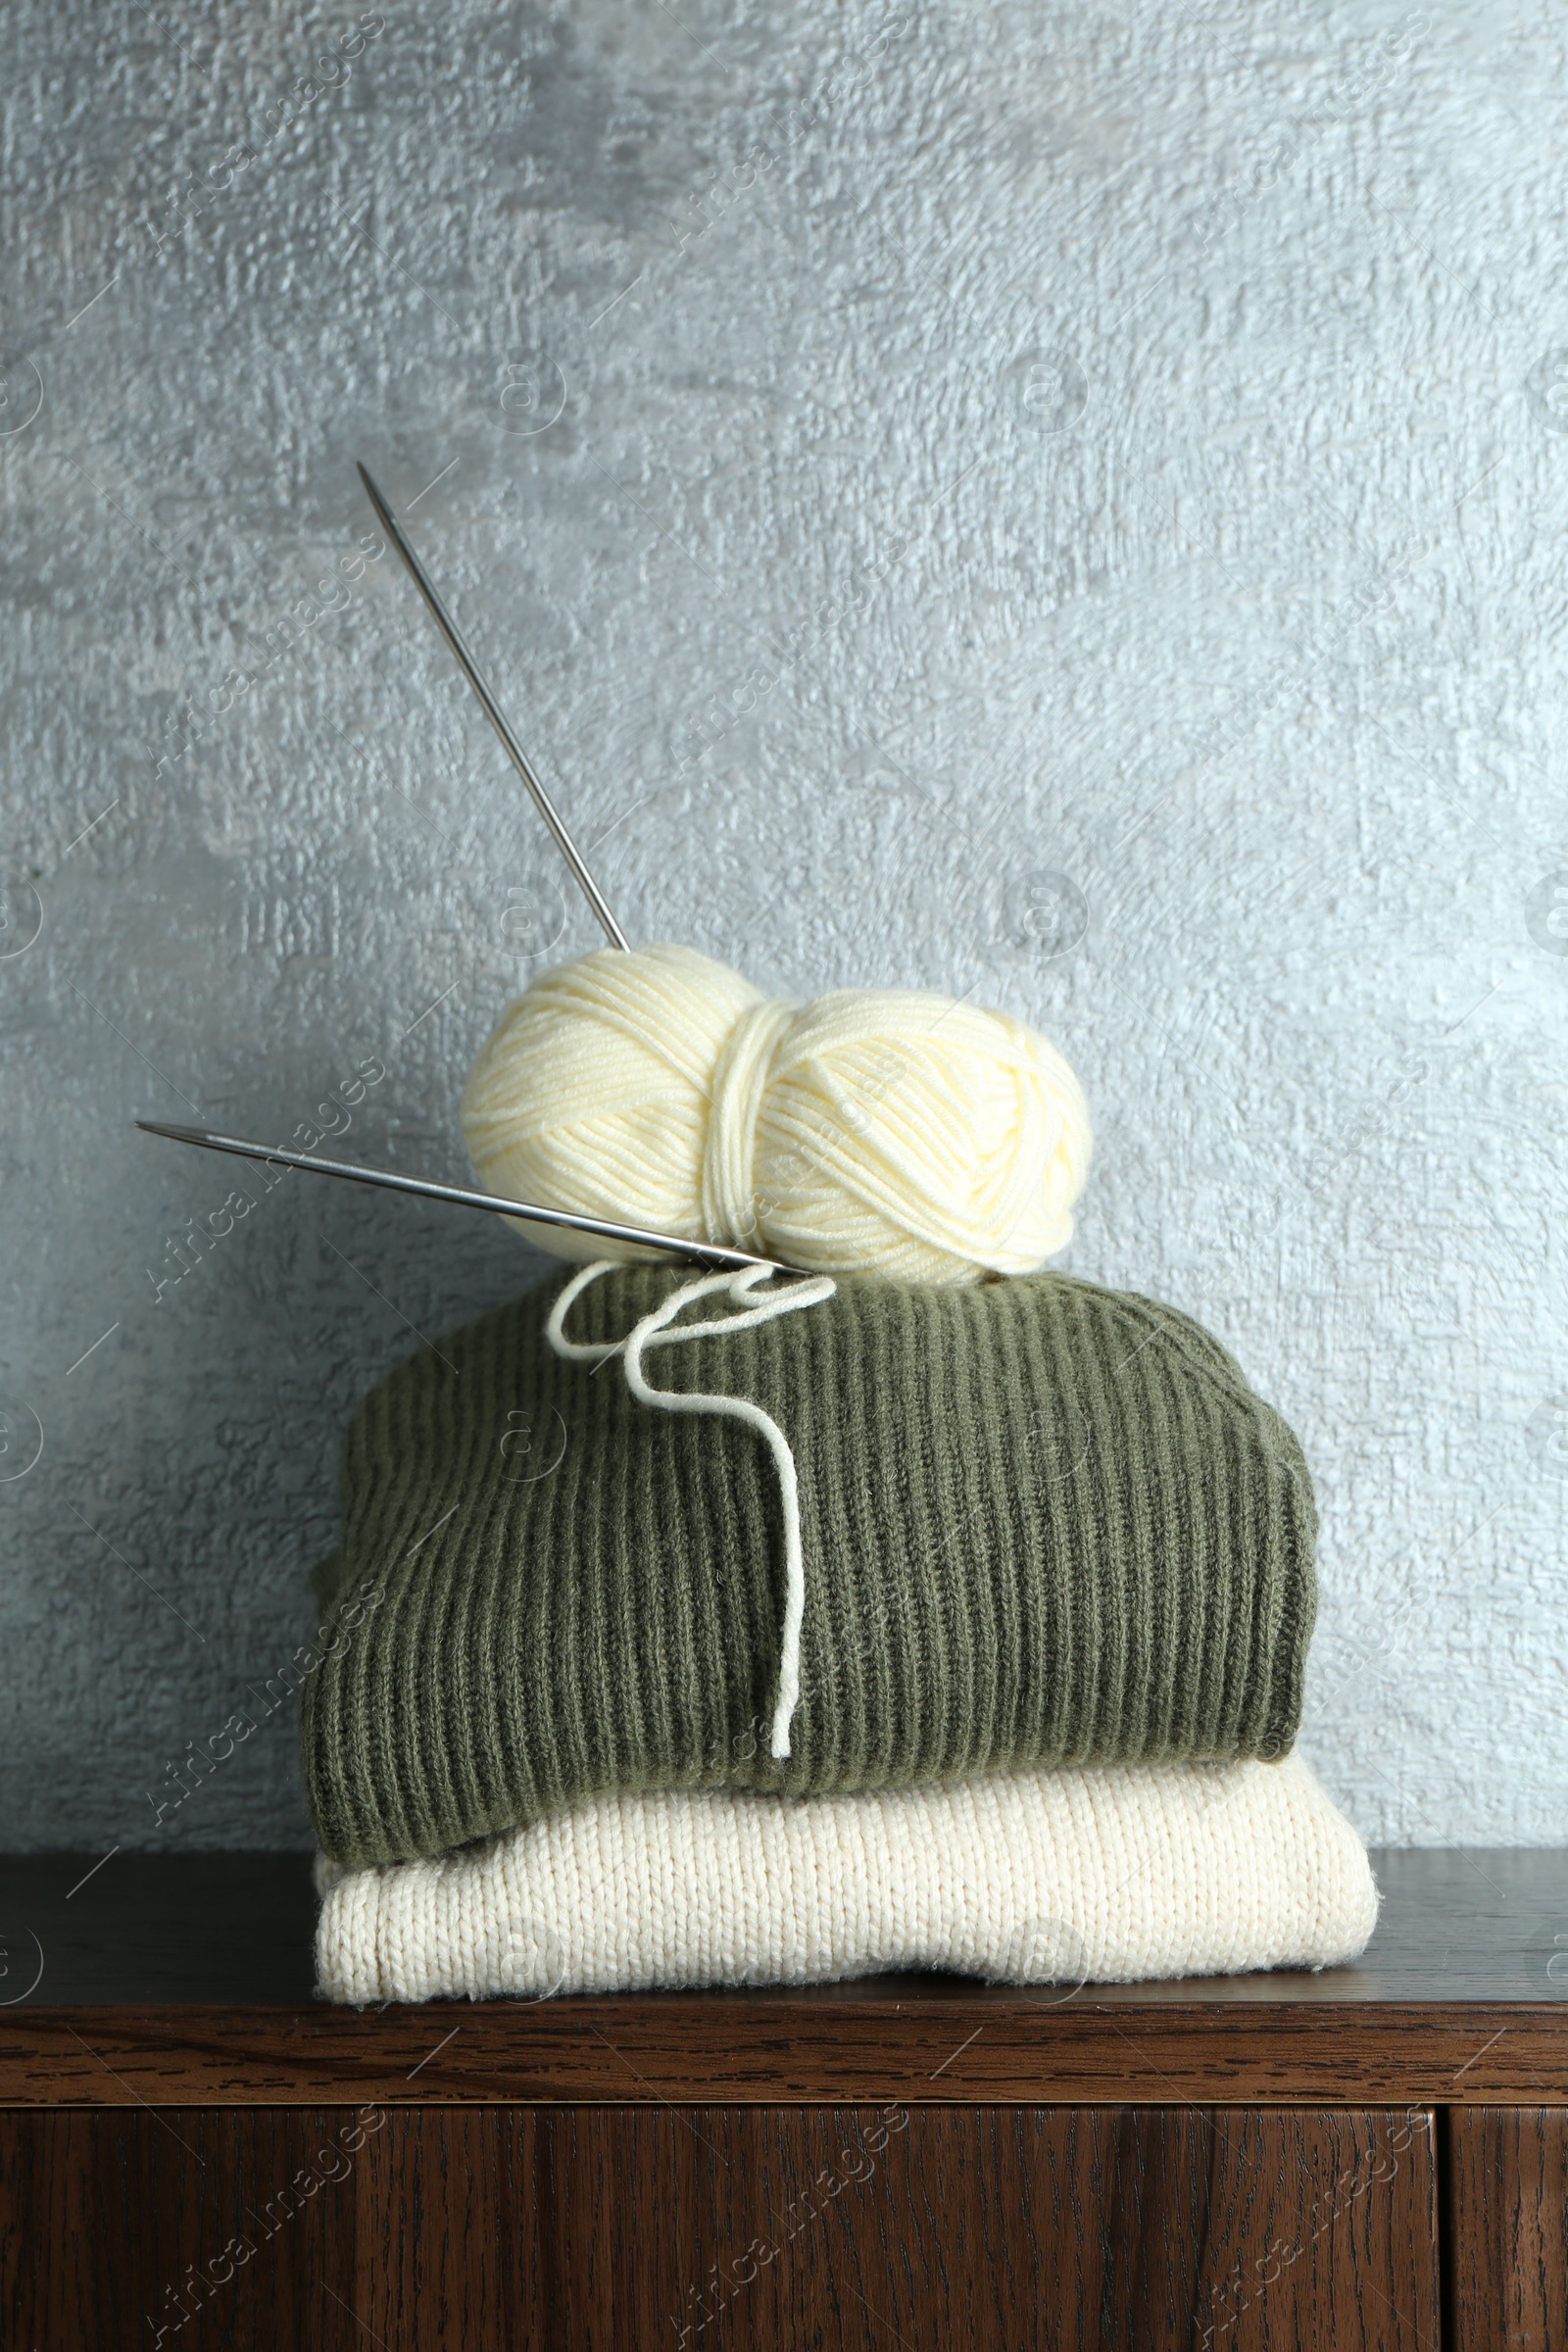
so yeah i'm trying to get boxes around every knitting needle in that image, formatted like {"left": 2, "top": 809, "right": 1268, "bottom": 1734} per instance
{"left": 135, "top": 1120, "right": 789, "bottom": 1274}
{"left": 355, "top": 461, "right": 631, "bottom": 954}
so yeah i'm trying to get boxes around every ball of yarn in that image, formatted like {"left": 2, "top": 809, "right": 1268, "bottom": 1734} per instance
{"left": 460, "top": 942, "right": 1092, "bottom": 1285}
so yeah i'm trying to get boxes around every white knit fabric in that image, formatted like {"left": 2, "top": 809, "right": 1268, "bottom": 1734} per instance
{"left": 315, "top": 1756, "right": 1378, "bottom": 2006}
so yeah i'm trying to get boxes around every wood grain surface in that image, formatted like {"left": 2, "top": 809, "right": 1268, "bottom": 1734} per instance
{"left": 1446, "top": 2106, "right": 1568, "bottom": 2350}
{"left": 4, "top": 1994, "right": 1563, "bottom": 2109}
{"left": 5, "top": 1844, "right": 1568, "bottom": 2108}
{"left": 0, "top": 2103, "right": 1440, "bottom": 2351}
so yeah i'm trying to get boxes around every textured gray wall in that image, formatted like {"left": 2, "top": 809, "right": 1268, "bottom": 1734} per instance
{"left": 3, "top": 0, "right": 1564, "bottom": 1854}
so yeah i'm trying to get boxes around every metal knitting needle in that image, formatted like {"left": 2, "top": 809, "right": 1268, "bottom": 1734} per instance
{"left": 356, "top": 461, "right": 631, "bottom": 953}
{"left": 136, "top": 1121, "right": 789, "bottom": 1274}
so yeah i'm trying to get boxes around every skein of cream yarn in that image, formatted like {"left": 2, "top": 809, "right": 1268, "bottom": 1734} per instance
{"left": 460, "top": 942, "right": 1092, "bottom": 1285}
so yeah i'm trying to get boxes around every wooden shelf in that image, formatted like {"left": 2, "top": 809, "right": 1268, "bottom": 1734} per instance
{"left": 5, "top": 1846, "right": 1567, "bottom": 2109}
{"left": 7, "top": 1849, "right": 1568, "bottom": 2347}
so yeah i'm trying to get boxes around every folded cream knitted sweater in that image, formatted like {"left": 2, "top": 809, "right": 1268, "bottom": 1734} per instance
{"left": 315, "top": 1754, "right": 1376, "bottom": 2005}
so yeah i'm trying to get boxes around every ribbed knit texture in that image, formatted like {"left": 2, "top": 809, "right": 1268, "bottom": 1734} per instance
{"left": 304, "top": 1265, "right": 1316, "bottom": 1867}
{"left": 314, "top": 1754, "right": 1376, "bottom": 2003}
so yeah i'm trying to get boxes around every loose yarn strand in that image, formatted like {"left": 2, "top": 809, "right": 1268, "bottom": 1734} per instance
{"left": 545, "top": 1260, "right": 837, "bottom": 1757}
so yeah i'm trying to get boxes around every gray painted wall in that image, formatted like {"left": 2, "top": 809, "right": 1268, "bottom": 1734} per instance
{"left": 3, "top": 0, "right": 1564, "bottom": 1853}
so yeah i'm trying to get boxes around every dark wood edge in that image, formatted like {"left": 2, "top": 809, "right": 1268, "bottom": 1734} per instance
{"left": 4, "top": 1999, "right": 1565, "bottom": 2109}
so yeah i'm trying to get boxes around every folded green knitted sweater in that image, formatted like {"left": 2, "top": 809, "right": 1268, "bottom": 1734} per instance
{"left": 304, "top": 1265, "right": 1316, "bottom": 1866}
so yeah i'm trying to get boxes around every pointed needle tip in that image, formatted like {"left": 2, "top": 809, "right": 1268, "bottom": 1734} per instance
{"left": 356, "top": 460, "right": 392, "bottom": 518}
